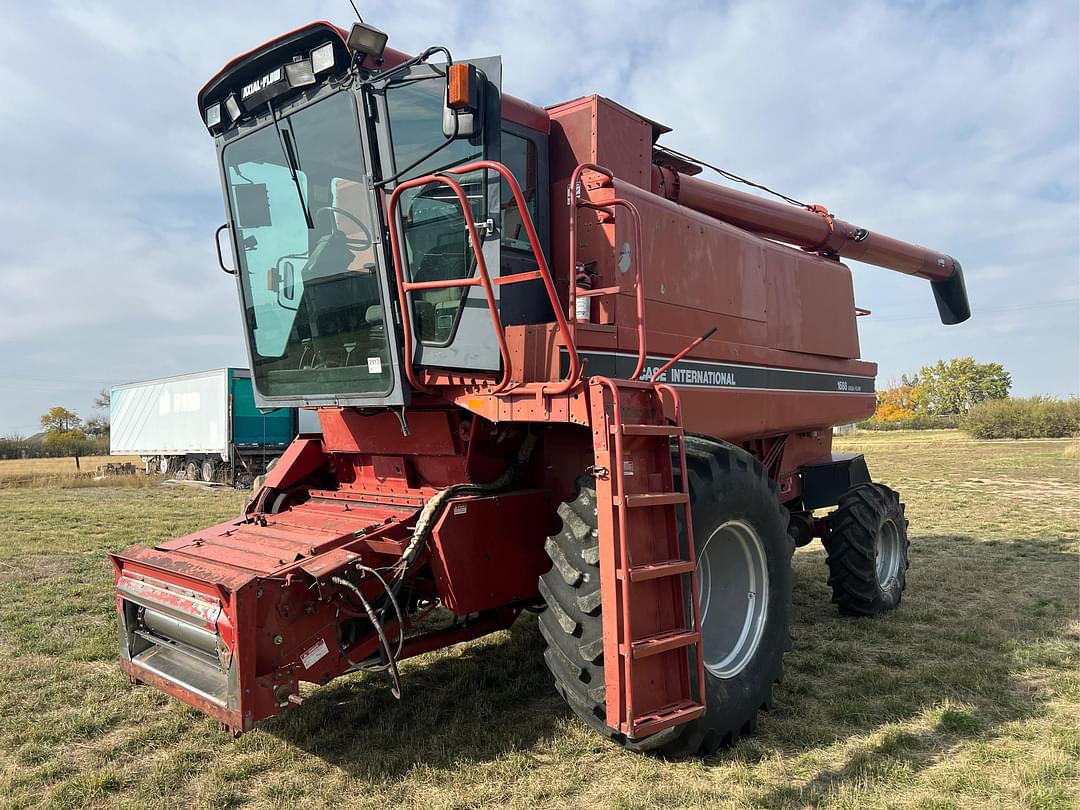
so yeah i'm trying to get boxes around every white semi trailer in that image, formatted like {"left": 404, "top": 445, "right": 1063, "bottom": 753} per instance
{"left": 110, "top": 368, "right": 316, "bottom": 485}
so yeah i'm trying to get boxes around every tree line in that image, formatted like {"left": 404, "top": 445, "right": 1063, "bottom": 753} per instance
{"left": 867, "top": 357, "right": 1077, "bottom": 438}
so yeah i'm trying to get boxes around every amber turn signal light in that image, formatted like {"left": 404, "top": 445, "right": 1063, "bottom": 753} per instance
{"left": 447, "top": 63, "right": 477, "bottom": 110}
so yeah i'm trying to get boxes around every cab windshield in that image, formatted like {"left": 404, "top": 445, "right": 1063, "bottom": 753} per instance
{"left": 223, "top": 91, "right": 391, "bottom": 399}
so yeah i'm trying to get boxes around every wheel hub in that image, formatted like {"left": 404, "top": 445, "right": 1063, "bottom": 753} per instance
{"left": 697, "top": 519, "right": 770, "bottom": 679}
{"left": 875, "top": 518, "right": 903, "bottom": 585}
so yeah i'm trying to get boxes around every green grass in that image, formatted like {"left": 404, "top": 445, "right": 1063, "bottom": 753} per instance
{"left": 0, "top": 430, "right": 1076, "bottom": 809}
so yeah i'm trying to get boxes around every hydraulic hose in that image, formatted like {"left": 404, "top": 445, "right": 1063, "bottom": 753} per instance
{"left": 331, "top": 430, "right": 537, "bottom": 699}
{"left": 331, "top": 574, "right": 403, "bottom": 699}
{"left": 396, "top": 431, "right": 538, "bottom": 580}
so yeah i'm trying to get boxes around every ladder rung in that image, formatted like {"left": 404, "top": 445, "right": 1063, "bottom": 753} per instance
{"left": 626, "top": 559, "right": 696, "bottom": 582}
{"left": 622, "top": 492, "right": 689, "bottom": 508}
{"left": 630, "top": 699, "right": 706, "bottom": 738}
{"left": 493, "top": 269, "right": 543, "bottom": 286}
{"left": 618, "top": 423, "right": 683, "bottom": 437}
{"left": 575, "top": 285, "right": 621, "bottom": 298}
{"left": 629, "top": 629, "right": 700, "bottom": 660}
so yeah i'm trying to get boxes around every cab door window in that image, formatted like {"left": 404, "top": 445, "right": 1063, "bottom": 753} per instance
{"left": 500, "top": 131, "right": 538, "bottom": 252}
{"left": 385, "top": 77, "right": 483, "bottom": 345}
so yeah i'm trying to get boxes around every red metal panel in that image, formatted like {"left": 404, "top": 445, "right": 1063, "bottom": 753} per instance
{"left": 605, "top": 181, "right": 768, "bottom": 324}
{"left": 428, "top": 490, "right": 550, "bottom": 615}
{"left": 262, "top": 437, "right": 327, "bottom": 492}
{"left": 674, "top": 386, "right": 874, "bottom": 442}
{"left": 769, "top": 251, "right": 861, "bottom": 358}
{"left": 320, "top": 408, "right": 457, "bottom": 455}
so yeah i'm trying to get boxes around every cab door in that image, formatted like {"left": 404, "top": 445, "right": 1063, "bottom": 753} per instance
{"left": 374, "top": 57, "right": 505, "bottom": 372}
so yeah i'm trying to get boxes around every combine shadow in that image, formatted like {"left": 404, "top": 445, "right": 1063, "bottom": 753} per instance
{"left": 265, "top": 534, "right": 1074, "bottom": 788}
{"left": 728, "top": 534, "right": 1077, "bottom": 803}
{"left": 263, "top": 616, "right": 568, "bottom": 780}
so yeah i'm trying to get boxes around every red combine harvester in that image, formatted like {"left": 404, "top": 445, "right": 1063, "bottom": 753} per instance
{"left": 111, "top": 19, "right": 969, "bottom": 755}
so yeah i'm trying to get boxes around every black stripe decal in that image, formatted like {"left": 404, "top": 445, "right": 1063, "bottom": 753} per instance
{"left": 561, "top": 350, "right": 875, "bottom": 395}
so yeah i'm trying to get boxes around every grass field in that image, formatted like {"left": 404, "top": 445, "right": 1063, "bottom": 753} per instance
{"left": 0, "top": 431, "right": 1076, "bottom": 809}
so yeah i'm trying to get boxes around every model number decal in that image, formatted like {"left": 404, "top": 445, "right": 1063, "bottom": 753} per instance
{"left": 836, "top": 380, "right": 863, "bottom": 392}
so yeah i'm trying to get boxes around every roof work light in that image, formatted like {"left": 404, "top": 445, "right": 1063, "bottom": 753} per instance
{"left": 224, "top": 94, "right": 242, "bottom": 123}
{"left": 204, "top": 103, "right": 223, "bottom": 133}
{"left": 346, "top": 22, "right": 388, "bottom": 59}
{"left": 285, "top": 58, "right": 316, "bottom": 89}
{"left": 311, "top": 41, "right": 335, "bottom": 74}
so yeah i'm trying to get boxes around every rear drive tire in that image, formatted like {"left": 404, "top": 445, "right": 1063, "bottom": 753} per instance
{"left": 538, "top": 438, "right": 793, "bottom": 756}
{"left": 825, "top": 483, "right": 909, "bottom": 616}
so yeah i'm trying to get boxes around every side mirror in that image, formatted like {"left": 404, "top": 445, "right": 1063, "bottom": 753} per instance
{"left": 215, "top": 224, "right": 236, "bottom": 274}
{"left": 443, "top": 63, "right": 483, "bottom": 139}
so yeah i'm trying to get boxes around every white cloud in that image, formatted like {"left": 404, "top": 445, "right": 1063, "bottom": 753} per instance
{"left": 0, "top": 0, "right": 1076, "bottom": 434}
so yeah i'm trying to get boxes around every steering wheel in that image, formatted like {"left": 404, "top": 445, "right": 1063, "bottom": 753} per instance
{"left": 314, "top": 206, "right": 373, "bottom": 251}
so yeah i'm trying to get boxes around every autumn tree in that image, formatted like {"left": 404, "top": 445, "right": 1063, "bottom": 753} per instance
{"left": 39, "top": 406, "right": 88, "bottom": 467}
{"left": 913, "top": 358, "right": 1011, "bottom": 415}
{"left": 872, "top": 382, "right": 920, "bottom": 422}
{"left": 40, "top": 406, "right": 82, "bottom": 434}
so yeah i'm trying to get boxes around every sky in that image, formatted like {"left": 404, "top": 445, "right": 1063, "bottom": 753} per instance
{"left": 1, "top": 0, "right": 1077, "bottom": 435}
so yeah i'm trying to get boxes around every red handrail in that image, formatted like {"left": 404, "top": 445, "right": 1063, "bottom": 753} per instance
{"left": 568, "top": 163, "right": 648, "bottom": 381}
{"left": 386, "top": 160, "right": 581, "bottom": 396}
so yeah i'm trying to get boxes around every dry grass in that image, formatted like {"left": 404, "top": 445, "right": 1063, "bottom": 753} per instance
{"left": 0, "top": 456, "right": 145, "bottom": 489}
{"left": 0, "top": 430, "right": 1076, "bottom": 809}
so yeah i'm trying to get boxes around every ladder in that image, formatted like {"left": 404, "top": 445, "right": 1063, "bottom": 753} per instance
{"left": 588, "top": 376, "right": 706, "bottom": 739}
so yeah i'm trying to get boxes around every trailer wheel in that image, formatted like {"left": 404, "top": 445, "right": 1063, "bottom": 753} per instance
{"left": 158, "top": 456, "right": 172, "bottom": 476}
{"left": 200, "top": 459, "right": 216, "bottom": 483}
{"left": 825, "top": 483, "right": 909, "bottom": 616}
{"left": 539, "top": 439, "right": 793, "bottom": 756}
{"left": 183, "top": 459, "right": 199, "bottom": 480}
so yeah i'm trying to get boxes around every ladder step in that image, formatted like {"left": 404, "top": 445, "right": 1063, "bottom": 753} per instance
{"left": 622, "top": 492, "right": 689, "bottom": 508}
{"left": 630, "top": 699, "right": 706, "bottom": 738}
{"left": 618, "top": 423, "right": 683, "bottom": 437}
{"left": 629, "top": 628, "right": 700, "bottom": 660}
{"left": 626, "top": 559, "right": 696, "bottom": 582}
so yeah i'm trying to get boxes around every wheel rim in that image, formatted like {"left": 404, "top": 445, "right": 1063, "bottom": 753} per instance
{"left": 697, "top": 519, "right": 770, "bottom": 679}
{"left": 875, "top": 518, "right": 903, "bottom": 585}
{"left": 158, "top": 457, "right": 169, "bottom": 475}
{"left": 202, "top": 461, "right": 214, "bottom": 482}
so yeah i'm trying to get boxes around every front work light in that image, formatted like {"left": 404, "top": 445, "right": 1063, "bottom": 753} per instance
{"left": 204, "top": 103, "right": 223, "bottom": 132}
{"left": 346, "top": 22, "right": 388, "bottom": 59}
{"left": 285, "top": 58, "right": 316, "bottom": 89}
{"left": 311, "top": 41, "right": 335, "bottom": 74}
{"left": 224, "top": 94, "right": 242, "bottom": 123}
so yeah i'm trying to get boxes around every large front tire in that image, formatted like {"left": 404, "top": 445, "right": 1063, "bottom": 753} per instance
{"left": 538, "top": 438, "right": 794, "bottom": 756}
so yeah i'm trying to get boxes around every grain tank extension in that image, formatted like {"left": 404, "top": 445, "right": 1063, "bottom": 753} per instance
{"left": 110, "top": 18, "right": 969, "bottom": 755}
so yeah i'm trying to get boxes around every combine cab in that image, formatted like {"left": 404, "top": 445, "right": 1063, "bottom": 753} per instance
{"left": 111, "top": 18, "right": 968, "bottom": 753}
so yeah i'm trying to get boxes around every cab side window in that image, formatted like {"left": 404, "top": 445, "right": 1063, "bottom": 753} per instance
{"left": 501, "top": 131, "right": 539, "bottom": 252}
